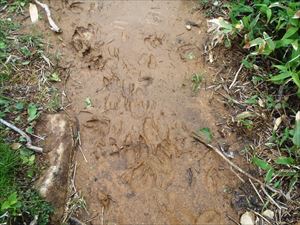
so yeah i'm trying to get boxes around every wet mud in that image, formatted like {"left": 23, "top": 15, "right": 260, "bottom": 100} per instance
{"left": 45, "top": 1, "right": 244, "bottom": 224}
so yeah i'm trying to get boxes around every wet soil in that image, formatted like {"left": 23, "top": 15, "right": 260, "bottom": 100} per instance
{"left": 44, "top": 1, "right": 245, "bottom": 224}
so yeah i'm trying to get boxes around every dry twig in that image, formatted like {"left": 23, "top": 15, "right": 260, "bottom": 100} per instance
{"left": 0, "top": 118, "right": 43, "bottom": 153}
{"left": 29, "top": 215, "right": 38, "bottom": 225}
{"left": 229, "top": 63, "right": 243, "bottom": 89}
{"left": 249, "top": 178, "right": 264, "bottom": 204}
{"left": 192, "top": 132, "right": 288, "bottom": 200}
{"left": 34, "top": 0, "right": 61, "bottom": 32}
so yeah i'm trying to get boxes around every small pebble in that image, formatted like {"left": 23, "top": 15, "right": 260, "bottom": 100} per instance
{"left": 262, "top": 209, "right": 274, "bottom": 219}
{"left": 240, "top": 211, "right": 255, "bottom": 225}
{"left": 185, "top": 24, "right": 191, "bottom": 30}
{"left": 213, "top": 1, "right": 219, "bottom": 6}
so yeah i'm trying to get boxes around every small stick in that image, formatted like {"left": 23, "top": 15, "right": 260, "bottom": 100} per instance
{"left": 251, "top": 210, "right": 272, "bottom": 225}
{"left": 101, "top": 207, "right": 104, "bottom": 225}
{"left": 226, "top": 214, "right": 239, "bottom": 225}
{"left": 29, "top": 215, "right": 38, "bottom": 225}
{"left": 0, "top": 118, "right": 43, "bottom": 153}
{"left": 261, "top": 185, "right": 283, "bottom": 209}
{"left": 249, "top": 178, "right": 264, "bottom": 204}
{"left": 78, "top": 145, "right": 88, "bottom": 162}
{"left": 192, "top": 132, "right": 287, "bottom": 199}
{"left": 34, "top": 0, "right": 61, "bottom": 32}
{"left": 229, "top": 63, "right": 243, "bottom": 89}
{"left": 230, "top": 166, "right": 245, "bottom": 183}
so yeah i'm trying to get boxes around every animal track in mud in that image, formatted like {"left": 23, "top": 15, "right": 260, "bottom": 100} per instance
{"left": 177, "top": 43, "right": 202, "bottom": 61}
{"left": 138, "top": 53, "right": 157, "bottom": 69}
{"left": 104, "top": 93, "right": 122, "bottom": 111}
{"left": 72, "top": 24, "right": 95, "bottom": 56}
{"left": 116, "top": 118, "right": 193, "bottom": 190}
{"left": 80, "top": 115, "right": 111, "bottom": 147}
{"left": 127, "top": 88, "right": 155, "bottom": 119}
{"left": 196, "top": 210, "right": 222, "bottom": 224}
{"left": 56, "top": 1, "right": 242, "bottom": 223}
{"left": 86, "top": 53, "right": 107, "bottom": 70}
{"left": 144, "top": 33, "right": 165, "bottom": 48}
{"left": 145, "top": 11, "right": 163, "bottom": 25}
{"left": 138, "top": 76, "right": 154, "bottom": 87}
{"left": 72, "top": 24, "right": 109, "bottom": 70}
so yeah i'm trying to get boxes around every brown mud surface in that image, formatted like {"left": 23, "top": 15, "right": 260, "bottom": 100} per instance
{"left": 41, "top": 1, "right": 247, "bottom": 224}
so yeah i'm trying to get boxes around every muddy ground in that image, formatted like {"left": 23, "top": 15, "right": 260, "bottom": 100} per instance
{"left": 35, "top": 1, "right": 250, "bottom": 224}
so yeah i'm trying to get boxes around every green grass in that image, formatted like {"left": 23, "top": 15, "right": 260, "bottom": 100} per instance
{"left": 0, "top": 143, "right": 20, "bottom": 207}
{"left": 0, "top": 143, "right": 53, "bottom": 225}
{"left": 191, "top": 73, "right": 203, "bottom": 92}
{"left": 0, "top": 1, "right": 58, "bottom": 224}
{"left": 222, "top": 0, "right": 299, "bottom": 192}
{"left": 201, "top": 0, "right": 299, "bottom": 222}
{"left": 0, "top": 0, "right": 30, "bottom": 13}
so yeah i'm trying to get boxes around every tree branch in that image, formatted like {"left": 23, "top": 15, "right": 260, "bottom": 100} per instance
{"left": 0, "top": 118, "right": 43, "bottom": 153}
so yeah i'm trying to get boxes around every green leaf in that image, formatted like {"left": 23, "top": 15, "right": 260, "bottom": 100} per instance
{"left": 25, "top": 126, "right": 33, "bottom": 134}
{"left": 242, "top": 58, "right": 253, "bottom": 69}
{"left": 266, "top": 8, "right": 272, "bottom": 23}
{"left": 0, "top": 97, "right": 10, "bottom": 106}
{"left": 256, "top": 4, "right": 272, "bottom": 23}
{"left": 274, "top": 180, "right": 281, "bottom": 188}
{"left": 265, "top": 168, "right": 274, "bottom": 183}
{"left": 21, "top": 60, "right": 30, "bottom": 65}
{"left": 275, "top": 157, "right": 295, "bottom": 165}
{"left": 236, "top": 111, "right": 255, "bottom": 120}
{"left": 263, "top": 32, "right": 275, "bottom": 51}
{"left": 1, "top": 192, "right": 18, "bottom": 210}
{"left": 27, "top": 103, "right": 38, "bottom": 122}
{"left": 15, "top": 102, "right": 24, "bottom": 110}
{"left": 250, "top": 14, "right": 260, "bottom": 29}
{"left": 273, "top": 65, "right": 287, "bottom": 72}
{"left": 252, "top": 156, "right": 272, "bottom": 170}
{"left": 84, "top": 97, "right": 92, "bottom": 108}
{"left": 198, "top": 127, "right": 213, "bottom": 143}
{"left": 249, "top": 37, "right": 265, "bottom": 48}
{"left": 49, "top": 72, "right": 61, "bottom": 82}
{"left": 270, "top": 72, "right": 291, "bottom": 82}
{"left": 186, "top": 52, "right": 195, "bottom": 60}
{"left": 27, "top": 155, "right": 35, "bottom": 166}
{"left": 224, "top": 38, "right": 231, "bottom": 48}
{"left": 293, "top": 111, "right": 300, "bottom": 146}
{"left": 292, "top": 73, "right": 300, "bottom": 89}
{"left": 289, "top": 175, "right": 298, "bottom": 191}
{"left": 20, "top": 46, "right": 31, "bottom": 57}
{"left": 244, "top": 95, "right": 258, "bottom": 104}
{"left": 282, "top": 27, "right": 298, "bottom": 40}
{"left": 0, "top": 41, "right": 6, "bottom": 49}
{"left": 20, "top": 148, "right": 33, "bottom": 157}
{"left": 275, "top": 39, "right": 294, "bottom": 48}
{"left": 291, "top": 40, "right": 298, "bottom": 51}
{"left": 277, "top": 170, "right": 297, "bottom": 177}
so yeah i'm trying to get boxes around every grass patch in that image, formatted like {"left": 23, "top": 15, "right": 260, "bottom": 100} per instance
{"left": 201, "top": 0, "right": 300, "bottom": 223}
{"left": 191, "top": 73, "right": 203, "bottom": 92}
{"left": 0, "top": 1, "right": 61, "bottom": 224}
{"left": 0, "top": 142, "right": 53, "bottom": 225}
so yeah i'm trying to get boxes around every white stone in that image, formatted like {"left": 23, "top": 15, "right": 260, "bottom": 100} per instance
{"left": 240, "top": 211, "right": 255, "bottom": 225}
{"left": 185, "top": 24, "right": 191, "bottom": 30}
{"left": 262, "top": 209, "right": 275, "bottom": 219}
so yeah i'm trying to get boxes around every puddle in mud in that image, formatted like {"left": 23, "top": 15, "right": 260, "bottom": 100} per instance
{"left": 44, "top": 1, "right": 244, "bottom": 224}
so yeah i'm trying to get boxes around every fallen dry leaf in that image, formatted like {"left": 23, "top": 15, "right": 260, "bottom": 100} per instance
{"left": 273, "top": 116, "right": 283, "bottom": 131}
{"left": 29, "top": 3, "right": 39, "bottom": 23}
{"left": 11, "top": 142, "right": 22, "bottom": 150}
{"left": 293, "top": 10, "right": 300, "bottom": 19}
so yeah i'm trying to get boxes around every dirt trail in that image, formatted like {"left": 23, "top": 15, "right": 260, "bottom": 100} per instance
{"left": 48, "top": 1, "right": 242, "bottom": 224}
